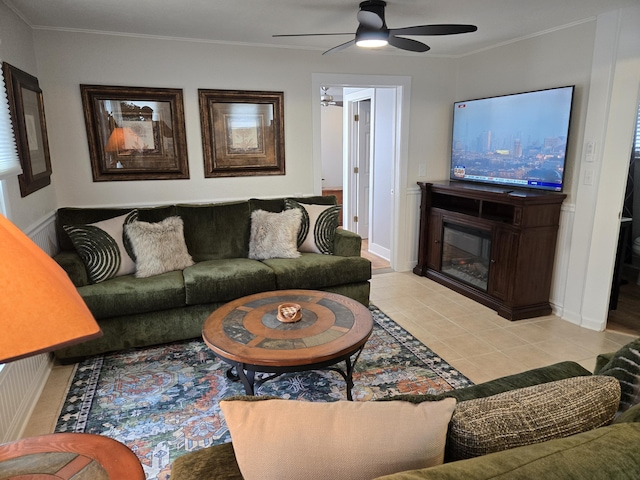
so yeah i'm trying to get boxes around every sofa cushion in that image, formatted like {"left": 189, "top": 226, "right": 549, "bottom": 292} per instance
{"left": 183, "top": 258, "right": 276, "bottom": 305}
{"left": 177, "top": 202, "right": 252, "bottom": 261}
{"left": 374, "top": 422, "right": 640, "bottom": 480}
{"left": 63, "top": 211, "right": 139, "bottom": 284}
{"left": 284, "top": 199, "right": 340, "bottom": 254}
{"left": 262, "top": 253, "right": 371, "bottom": 290}
{"left": 598, "top": 337, "right": 640, "bottom": 414}
{"left": 77, "top": 270, "right": 186, "bottom": 319}
{"left": 220, "top": 397, "right": 457, "bottom": 480}
{"left": 447, "top": 375, "right": 620, "bottom": 461}
{"left": 125, "top": 216, "right": 194, "bottom": 278}
{"left": 248, "top": 209, "right": 301, "bottom": 260}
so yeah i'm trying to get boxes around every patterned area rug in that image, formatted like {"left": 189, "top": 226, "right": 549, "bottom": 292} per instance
{"left": 55, "top": 305, "right": 472, "bottom": 480}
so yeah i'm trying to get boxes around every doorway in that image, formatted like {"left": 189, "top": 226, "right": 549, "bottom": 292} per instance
{"left": 319, "top": 86, "right": 390, "bottom": 272}
{"left": 313, "top": 73, "right": 413, "bottom": 273}
{"left": 320, "top": 85, "right": 392, "bottom": 269}
{"left": 607, "top": 98, "right": 640, "bottom": 337}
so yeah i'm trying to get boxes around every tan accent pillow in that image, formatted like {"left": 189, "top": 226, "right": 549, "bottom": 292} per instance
{"left": 448, "top": 375, "right": 621, "bottom": 460}
{"left": 220, "top": 398, "right": 457, "bottom": 480}
{"left": 125, "top": 216, "right": 194, "bottom": 278}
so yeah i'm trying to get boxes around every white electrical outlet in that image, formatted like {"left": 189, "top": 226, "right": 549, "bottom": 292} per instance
{"left": 585, "top": 141, "right": 595, "bottom": 162}
{"left": 418, "top": 164, "right": 427, "bottom": 177}
{"left": 584, "top": 169, "right": 594, "bottom": 185}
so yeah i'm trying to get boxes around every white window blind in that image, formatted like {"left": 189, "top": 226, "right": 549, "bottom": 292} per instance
{"left": 635, "top": 100, "right": 640, "bottom": 160}
{"left": 0, "top": 61, "right": 22, "bottom": 180}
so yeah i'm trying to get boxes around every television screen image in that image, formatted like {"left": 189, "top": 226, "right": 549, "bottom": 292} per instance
{"left": 451, "top": 86, "right": 574, "bottom": 192}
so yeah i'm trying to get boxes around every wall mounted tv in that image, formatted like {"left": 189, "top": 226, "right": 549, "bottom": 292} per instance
{"left": 450, "top": 85, "right": 574, "bottom": 192}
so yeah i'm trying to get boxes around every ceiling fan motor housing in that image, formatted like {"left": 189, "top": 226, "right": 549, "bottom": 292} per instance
{"left": 359, "top": 0, "right": 387, "bottom": 23}
{"left": 356, "top": 0, "right": 389, "bottom": 45}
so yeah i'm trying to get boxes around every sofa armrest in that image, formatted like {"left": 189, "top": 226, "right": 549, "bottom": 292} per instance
{"left": 54, "top": 251, "right": 89, "bottom": 287}
{"left": 333, "top": 228, "right": 362, "bottom": 257}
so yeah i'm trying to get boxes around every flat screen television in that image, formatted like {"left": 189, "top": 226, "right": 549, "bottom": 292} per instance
{"left": 450, "top": 85, "right": 574, "bottom": 192}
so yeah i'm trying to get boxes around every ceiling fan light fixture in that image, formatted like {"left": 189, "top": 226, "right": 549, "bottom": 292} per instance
{"left": 355, "top": 30, "right": 388, "bottom": 48}
{"left": 320, "top": 87, "right": 337, "bottom": 107}
{"left": 356, "top": 38, "right": 388, "bottom": 48}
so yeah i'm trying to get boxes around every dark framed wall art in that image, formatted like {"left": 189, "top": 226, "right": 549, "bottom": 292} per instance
{"left": 80, "top": 85, "right": 189, "bottom": 181}
{"left": 198, "top": 89, "right": 285, "bottom": 178}
{"left": 2, "top": 62, "right": 52, "bottom": 197}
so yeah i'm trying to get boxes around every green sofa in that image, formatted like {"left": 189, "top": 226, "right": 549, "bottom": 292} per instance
{"left": 171, "top": 359, "right": 640, "bottom": 479}
{"left": 52, "top": 195, "right": 371, "bottom": 362}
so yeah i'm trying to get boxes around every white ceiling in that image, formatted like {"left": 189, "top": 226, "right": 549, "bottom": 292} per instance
{"left": 4, "top": 0, "right": 638, "bottom": 57}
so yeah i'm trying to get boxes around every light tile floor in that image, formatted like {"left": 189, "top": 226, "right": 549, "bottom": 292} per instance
{"left": 370, "top": 272, "right": 635, "bottom": 384}
{"left": 21, "top": 270, "right": 636, "bottom": 439}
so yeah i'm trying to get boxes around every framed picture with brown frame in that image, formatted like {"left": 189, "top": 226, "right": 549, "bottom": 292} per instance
{"left": 2, "top": 62, "right": 52, "bottom": 197}
{"left": 80, "top": 85, "right": 189, "bottom": 181}
{"left": 198, "top": 89, "right": 285, "bottom": 178}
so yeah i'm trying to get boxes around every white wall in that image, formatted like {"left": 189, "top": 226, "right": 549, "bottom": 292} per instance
{"left": 0, "top": 7, "right": 56, "bottom": 442}
{"left": 320, "top": 105, "right": 343, "bottom": 189}
{"left": 31, "top": 30, "right": 457, "bottom": 211}
{"left": 455, "top": 20, "right": 597, "bottom": 318}
{"left": 455, "top": 11, "right": 640, "bottom": 330}
{"left": 564, "top": 6, "right": 640, "bottom": 330}
{"left": 0, "top": 2, "right": 58, "bottom": 231}
{"left": 455, "top": 21, "right": 597, "bottom": 204}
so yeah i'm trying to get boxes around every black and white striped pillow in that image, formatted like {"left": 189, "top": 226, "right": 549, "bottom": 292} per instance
{"left": 284, "top": 199, "right": 340, "bottom": 255}
{"left": 64, "top": 210, "right": 138, "bottom": 284}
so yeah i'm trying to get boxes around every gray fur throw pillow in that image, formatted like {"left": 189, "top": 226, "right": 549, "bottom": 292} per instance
{"left": 125, "top": 216, "right": 194, "bottom": 278}
{"left": 249, "top": 209, "right": 302, "bottom": 260}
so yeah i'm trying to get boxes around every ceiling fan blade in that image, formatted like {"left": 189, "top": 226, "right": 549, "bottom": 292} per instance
{"left": 357, "top": 10, "right": 384, "bottom": 29}
{"left": 322, "top": 39, "right": 356, "bottom": 55}
{"left": 273, "top": 33, "right": 353, "bottom": 37}
{"left": 388, "top": 35, "right": 430, "bottom": 52}
{"left": 390, "top": 24, "right": 478, "bottom": 36}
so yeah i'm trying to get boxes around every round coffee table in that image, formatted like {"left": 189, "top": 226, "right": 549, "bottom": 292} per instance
{"left": 0, "top": 432, "right": 144, "bottom": 479}
{"left": 202, "top": 290, "right": 373, "bottom": 400}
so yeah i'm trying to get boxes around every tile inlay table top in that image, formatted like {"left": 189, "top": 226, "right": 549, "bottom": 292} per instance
{"left": 202, "top": 290, "right": 373, "bottom": 400}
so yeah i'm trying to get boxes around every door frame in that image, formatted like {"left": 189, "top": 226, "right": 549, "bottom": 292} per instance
{"left": 312, "top": 73, "right": 412, "bottom": 271}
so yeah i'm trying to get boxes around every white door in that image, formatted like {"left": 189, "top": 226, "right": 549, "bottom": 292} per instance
{"left": 355, "top": 99, "right": 371, "bottom": 238}
{"left": 344, "top": 88, "right": 374, "bottom": 238}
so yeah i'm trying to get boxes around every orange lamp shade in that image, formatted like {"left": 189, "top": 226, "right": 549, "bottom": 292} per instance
{"left": 0, "top": 214, "right": 102, "bottom": 363}
{"left": 104, "top": 127, "right": 141, "bottom": 152}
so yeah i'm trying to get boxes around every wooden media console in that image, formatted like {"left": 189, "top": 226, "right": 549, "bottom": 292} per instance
{"left": 414, "top": 181, "right": 566, "bottom": 320}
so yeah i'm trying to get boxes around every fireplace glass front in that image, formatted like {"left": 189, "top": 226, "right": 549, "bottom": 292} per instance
{"left": 441, "top": 222, "right": 492, "bottom": 291}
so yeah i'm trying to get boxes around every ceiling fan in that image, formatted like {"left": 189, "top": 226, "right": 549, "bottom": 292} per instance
{"left": 273, "top": 0, "right": 477, "bottom": 55}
